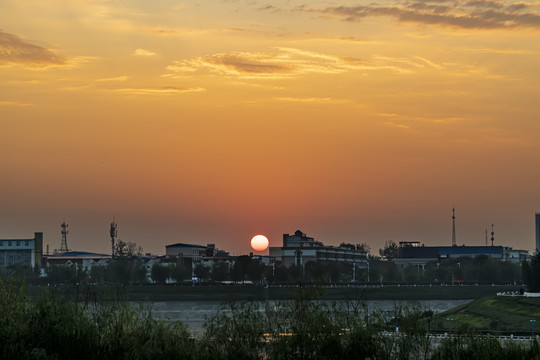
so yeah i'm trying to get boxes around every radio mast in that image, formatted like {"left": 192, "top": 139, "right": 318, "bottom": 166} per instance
{"left": 60, "top": 220, "right": 70, "bottom": 253}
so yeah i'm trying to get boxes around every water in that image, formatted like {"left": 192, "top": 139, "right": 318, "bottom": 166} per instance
{"left": 142, "top": 299, "right": 471, "bottom": 333}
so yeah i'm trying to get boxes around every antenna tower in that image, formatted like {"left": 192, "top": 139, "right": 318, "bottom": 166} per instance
{"left": 110, "top": 218, "right": 117, "bottom": 257}
{"left": 452, "top": 208, "right": 456, "bottom": 246}
{"left": 60, "top": 221, "right": 70, "bottom": 253}
{"left": 490, "top": 224, "right": 495, "bottom": 246}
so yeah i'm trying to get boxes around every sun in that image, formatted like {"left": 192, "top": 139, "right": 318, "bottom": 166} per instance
{"left": 251, "top": 235, "right": 269, "bottom": 252}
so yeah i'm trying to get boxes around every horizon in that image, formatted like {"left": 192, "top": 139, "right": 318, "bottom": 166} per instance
{"left": 2, "top": 0, "right": 540, "bottom": 256}
{"left": 3, "top": 209, "right": 538, "bottom": 256}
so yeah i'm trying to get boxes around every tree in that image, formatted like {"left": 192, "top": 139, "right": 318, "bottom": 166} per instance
{"left": 211, "top": 262, "right": 229, "bottom": 283}
{"left": 523, "top": 252, "right": 540, "bottom": 292}
{"left": 288, "top": 264, "right": 303, "bottom": 282}
{"left": 108, "top": 259, "right": 132, "bottom": 285}
{"left": 339, "top": 243, "right": 356, "bottom": 250}
{"left": 114, "top": 240, "right": 143, "bottom": 258}
{"left": 90, "top": 265, "right": 107, "bottom": 284}
{"left": 171, "top": 264, "right": 190, "bottom": 283}
{"left": 231, "top": 256, "right": 251, "bottom": 283}
{"left": 356, "top": 242, "right": 371, "bottom": 253}
{"left": 379, "top": 240, "right": 399, "bottom": 261}
{"left": 193, "top": 263, "right": 210, "bottom": 282}
{"left": 46, "top": 264, "right": 77, "bottom": 284}
{"left": 246, "top": 261, "right": 265, "bottom": 283}
{"left": 131, "top": 260, "right": 148, "bottom": 284}
{"left": 274, "top": 265, "right": 290, "bottom": 282}
{"left": 151, "top": 263, "right": 169, "bottom": 284}
{"left": 305, "top": 261, "right": 328, "bottom": 283}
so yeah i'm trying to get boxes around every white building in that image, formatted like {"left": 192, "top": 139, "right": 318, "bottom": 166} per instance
{"left": 0, "top": 232, "right": 43, "bottom": 268}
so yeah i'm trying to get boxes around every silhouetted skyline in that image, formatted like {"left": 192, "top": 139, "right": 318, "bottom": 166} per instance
{"left": 1, "top": 0, "right": 540, "bottom": 255}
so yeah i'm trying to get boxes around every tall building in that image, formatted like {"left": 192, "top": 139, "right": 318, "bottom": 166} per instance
{"left": 536, "top": 212, "right": 540, "bottom": 251}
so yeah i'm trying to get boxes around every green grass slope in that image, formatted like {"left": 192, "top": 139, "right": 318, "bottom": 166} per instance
{"left": 431, "top": 296, "right": 540, "bottom": 334}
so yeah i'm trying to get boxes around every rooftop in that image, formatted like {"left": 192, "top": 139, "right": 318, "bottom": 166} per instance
{"left": 166, "top": 243, "right": 206, "bottom": 248}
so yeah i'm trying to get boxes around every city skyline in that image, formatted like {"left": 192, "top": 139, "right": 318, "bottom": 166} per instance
{"left": 1, "top": 0, "right": 540, "bottom": 255}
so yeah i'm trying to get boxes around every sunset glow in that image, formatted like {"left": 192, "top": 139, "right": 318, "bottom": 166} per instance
{"left": 1, "top": 0, "right": 540, "bottom": 255}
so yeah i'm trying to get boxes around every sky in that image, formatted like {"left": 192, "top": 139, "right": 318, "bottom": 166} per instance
{"left": 1, "top": 0, "right": 540, "bottom": 256}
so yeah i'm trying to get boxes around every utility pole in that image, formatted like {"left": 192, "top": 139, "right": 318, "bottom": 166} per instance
{"left": 110, "top": 218, "right": 117, "bottom": 257}
{"left": 452, "top": 208, "right": 456, "bottom": 247}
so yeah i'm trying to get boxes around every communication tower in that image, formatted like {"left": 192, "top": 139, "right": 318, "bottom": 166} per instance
{"left": 451, "top": 208, "right": 456, "bottom": 247}
{"left": 110, "top": 218, "right": 117, "bottom": 257}
{"left": 60, "top": 221, "right": 70, "bottom": 253}
{"left": 490, "top": 224, "right": 495, "bottom": 246}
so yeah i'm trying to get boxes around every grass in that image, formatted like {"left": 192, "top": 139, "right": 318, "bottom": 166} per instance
{"left": 431, "top": 296, "right": 540, "bottom": 334}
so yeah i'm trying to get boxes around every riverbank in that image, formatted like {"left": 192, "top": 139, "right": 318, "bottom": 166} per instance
{"left": 431, "top": 295, "right": 540, "bottom": 334}
{"left": 29, "top": 283, "right": 523, "bottom": 301}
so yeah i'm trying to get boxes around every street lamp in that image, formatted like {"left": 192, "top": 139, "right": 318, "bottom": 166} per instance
{"left": 447, "top": 318, "right": 453, "bottom": 334}
{"left": 531, "top": 320, "right": 536, "bottom": 337}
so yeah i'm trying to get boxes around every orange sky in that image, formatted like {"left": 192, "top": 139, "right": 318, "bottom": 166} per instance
{"left": 1, "top": 0, "right": 540, "bottom": 255}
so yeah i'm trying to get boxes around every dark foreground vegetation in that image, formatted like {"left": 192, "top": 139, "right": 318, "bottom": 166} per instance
{"left": 2, "top": 280, "right": 540, "bottom": 360}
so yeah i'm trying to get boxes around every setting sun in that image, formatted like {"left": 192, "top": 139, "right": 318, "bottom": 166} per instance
{"left": 251, "top": 235, "right": 269, "bottom": 252}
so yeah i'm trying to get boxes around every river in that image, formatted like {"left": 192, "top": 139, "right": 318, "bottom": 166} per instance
{"left": 142, "top": 299, "right": 471, "bottom": 333}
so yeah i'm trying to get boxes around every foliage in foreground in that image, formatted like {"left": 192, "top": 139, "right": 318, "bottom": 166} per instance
{"left": 1, "top": 281, "right": 540, "bottom": 359}
{"left": 0, "top": 280, "right": 194, "bottom": 360}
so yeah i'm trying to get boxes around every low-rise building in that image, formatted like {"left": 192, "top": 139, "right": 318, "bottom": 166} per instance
{"left": 42, "top": 251, "right": 111, "bottom": 272}
{"left": 0, "top": 232, "right": 43, "bottom": 268}
{"left": 166, "top": 243, "right": 207, "bottom": 261}
{"left": 276, "top": 230, "right": 367, "bottom": 267}
{"left": 395, "top": 242, "right": 528, "bottom": 269}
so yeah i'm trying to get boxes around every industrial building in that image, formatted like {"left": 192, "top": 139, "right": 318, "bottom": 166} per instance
{"left": 271, "top": 230, "right": 367, "bottom": 267}
{"left": 0, "top": 232, "right": 43, "bottom": 268}
{"left": 394, "top": 241, "right": 529, "bottom": 270}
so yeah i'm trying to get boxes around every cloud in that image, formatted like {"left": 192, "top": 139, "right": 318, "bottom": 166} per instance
{"left": 166, "top": 47, "right": 420, "bottom": 79}
{"left": 0, "top": 101, "right": 33, "bottom": 106}
{"left": 0, "top": 30, "right": 65, "bottom": 66}
{"left": 112, "top": 86, "right": 205, "bottom": 95}
{"left": 96, "top": 76, "right": 129, "bottom": 82}
{"left": 274, "top": 97, "right": 334, "bottom": 102}
{"left": 133, "top": 48, "right": 156, "bottom": 56}
{"left": 305, "top": 0, "right": 540, "bottom": 30}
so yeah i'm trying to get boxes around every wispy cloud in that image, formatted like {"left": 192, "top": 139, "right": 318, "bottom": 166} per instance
{"left": 166, "top": 47, "right": 420, "bottom": 79}
{"left": 0, "top": 30, "right": 65, "bottom": 66}
{"left": 112, "top": 86, "right": 205, "bottom": 95}
{"left": 96, "top": 76, "right": 129, "bottom": 82}
{"left": 274, "top": 97, "right": 334, "bottom": 102}
{"left": 0, "top": 101, "right": 34, "bottom": 106}
{"left": 303, "top": 0, "right": 540, "bottom": 30}
{"left": 133, "top": 48, "right": 156, "bottom": 56}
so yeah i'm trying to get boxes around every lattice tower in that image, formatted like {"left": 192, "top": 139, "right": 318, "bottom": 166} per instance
{"left": 60, "top": 221, "right": 70, "bottom": 253}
